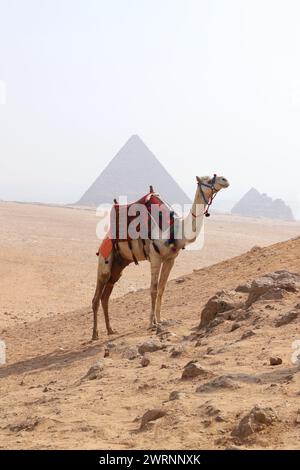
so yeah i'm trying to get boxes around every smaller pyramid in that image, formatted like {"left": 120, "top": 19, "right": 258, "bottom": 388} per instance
{"left": 232, "top": 188, "right": 294, "bottom": 221}
{"left": 76, "top": 135, "right": 191, "bottom": 206}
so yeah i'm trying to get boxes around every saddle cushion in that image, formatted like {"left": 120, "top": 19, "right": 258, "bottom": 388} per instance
{"left": 97, "top": 236, "right": 113, "bottom": 258}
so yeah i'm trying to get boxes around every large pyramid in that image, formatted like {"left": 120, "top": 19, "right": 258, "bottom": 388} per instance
{"left": 76, "top": 135, "right": 191, "bottom": 206}
{"left": 231, "top": 187, "right": 294, "bottom": 221}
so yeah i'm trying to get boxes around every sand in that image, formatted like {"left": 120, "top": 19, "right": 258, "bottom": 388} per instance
{"left": 0, "top": 202, "right": 300, "bottom": 449}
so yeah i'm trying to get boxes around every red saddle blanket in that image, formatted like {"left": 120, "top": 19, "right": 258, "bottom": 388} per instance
{"left": 97, "top": 192, "right": 175, "bottom": 258}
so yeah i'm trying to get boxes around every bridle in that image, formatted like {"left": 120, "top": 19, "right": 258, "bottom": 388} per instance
{"left": 193, "top": 174, "right": 219, "bottom": 218}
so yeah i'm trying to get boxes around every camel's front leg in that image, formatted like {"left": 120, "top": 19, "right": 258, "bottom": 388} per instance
{"left": 155, "top": 258, "right": 175, "bottom": 323}
{"left": 149, "top": 256, "right": 162, "bottom": 328}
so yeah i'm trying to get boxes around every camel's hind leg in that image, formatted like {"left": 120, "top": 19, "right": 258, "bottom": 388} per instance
{"left": 92, "top": 252, "right": 113, "bottom": 340}
{"left": 101, "top": 257, "right": 129, "bottom": 335}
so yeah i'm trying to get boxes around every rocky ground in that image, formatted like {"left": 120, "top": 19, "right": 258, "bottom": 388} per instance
{"left": 0, "top": 237, "right": 300, "bottom": 449}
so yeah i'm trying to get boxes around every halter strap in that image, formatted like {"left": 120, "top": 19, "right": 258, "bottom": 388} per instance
{"left": 194, "top": 174, "right": 218, "bottom": 217}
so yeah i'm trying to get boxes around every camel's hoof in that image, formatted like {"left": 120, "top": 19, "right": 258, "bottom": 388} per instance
{"left": 107, "top": 328, "right": 117, "bottom": 335}
{"left": 92, "top": 331, "right": 99, "bottom": 341}
{"left": 147, "top": 323, "right": 157, "bottom": 331}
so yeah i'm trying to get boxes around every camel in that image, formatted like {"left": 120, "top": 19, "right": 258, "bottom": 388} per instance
{"left": 92, "top": 174, "right": 229, "bottom": 340}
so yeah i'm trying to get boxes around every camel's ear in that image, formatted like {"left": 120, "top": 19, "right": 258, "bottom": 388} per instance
{"left": 196, "top": 176, "right": 201, "bottom": 184}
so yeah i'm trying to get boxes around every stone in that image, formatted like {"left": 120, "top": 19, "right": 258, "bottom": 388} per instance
{"left": 246, "top": 271, "right": 300, "bottom": 307}
{"left": 140, "top": 408, "right": 167, "bottom": 429}
{"left": 122, "top": 346, "right": 140, "bottom": 360}
{"left": 140, "top": 356, "right": 150, "bottom": 367}
{"left": 196, "top": 375, "right": 240, "bottom": 393}
{"left": 169, "top": 345, "right": 185, "bottom": 357}
{"left": 235, "top": 283, "right": 252, "bottom": 293}
{"left": 169, "top": 390, "right": 186, "bottom": 401}
{"left": 276, "top": 309, "right": 299, "bottom": 327}
{"left": 231, "top": 405, "right": 278, "bottom": 439}
{"left": 181, "top": 361, "right": 212, "bottom": 379}
{"left": 81, "top": 362, "right": 104, "bottom": 381}
{"left": 231, "top": 322, "right": 241, "bottom": 332}
{"left": 240, "top": 330, "right": 255, "bottom": 340}
{"left": 270, "top": 356, "right": 282, "bottom": 366}
{"left": 199, "top": 290, "right": 244, "bottom": 328}
{"left": 138, "top": 340, "right": 163, "bottom": 355}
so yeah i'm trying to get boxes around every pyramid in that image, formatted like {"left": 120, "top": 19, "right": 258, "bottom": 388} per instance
{"left": 76, "top": 135, "right": 191, "bottom": 206}
{"left": 231, "top": 187, "right": 294, "bottom": 221}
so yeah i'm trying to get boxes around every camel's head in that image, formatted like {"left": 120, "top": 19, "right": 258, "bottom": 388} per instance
{"left": 196, "top": 175, "right": 230, "bottom": 192}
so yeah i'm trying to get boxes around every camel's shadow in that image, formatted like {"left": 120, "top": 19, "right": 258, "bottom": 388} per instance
{"left": 0, "top": 333, "right": 128, "bottom": 380}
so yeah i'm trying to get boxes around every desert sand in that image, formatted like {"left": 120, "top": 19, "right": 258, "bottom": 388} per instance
{"left": 0, "top": 202, "right": 300, "bottom": 449}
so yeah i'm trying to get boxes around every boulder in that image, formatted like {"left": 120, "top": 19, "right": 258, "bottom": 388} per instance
{"left": 246, "top": 271, "right": 300, "bottom": 307}
{"left": 199, "top": 290, "right": 244, "bottom": 328}
{"left": 231, "top": 405, "right": 278, "bottom": 439}
{"left": 138, "top": 340, "right": 164, "bottom": 355}
{"left": 181, "top": 361, "right": 212, "bottom": 380}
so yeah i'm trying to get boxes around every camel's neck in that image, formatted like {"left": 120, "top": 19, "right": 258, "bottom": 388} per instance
{"left": 178, "top": 184, "right": 213, "bottom": 245}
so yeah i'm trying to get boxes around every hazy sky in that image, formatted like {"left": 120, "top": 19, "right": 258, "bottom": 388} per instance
{"left": 0, "top": 0, "right": 300, "bottom": 217}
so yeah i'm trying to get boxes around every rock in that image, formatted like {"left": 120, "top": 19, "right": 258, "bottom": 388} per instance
{"left": 265, "top": 304, "right": 275, "bottom": 310}
{"left": 295, "top": 410, "right": 300, "bottom": 425}
{"left": 270, "top": 356, "right": 282, "bottom": 366}
{"left": 206, "top": 347, "right": 215, "bottom": 355}
{"left": 175, "top": 278, "right": 185, "bottom": 283}
{"left": 138, "top": 340, "right": 163, "bottom": 355}
{"left": 104, "top": 348, "right": 110, "bottom": 358}
{"left": 196, "top": 375, "right": 240, "bottom": 393}
{"left": 231, "top": 405, "right": 278, "bottom": 439}
{"left": 169, "top": 390, "right": 186, "bottom": 401}
{"left": 246, "top": 271, "right": 300, "bottom": 307}
{"left": 181, "top": 361, "right": 212, "bottom": 379}
{"left": 235, "top": 282, "right": 252, "bottom": 293}
{"left": 260, "top": 288, "right": 285, "bottom": 301}
{"left": 240, "top": 330, "right": 255, "bottom": 340}
{"left": 169, "top": 345, "right": 185, "bottom": 357}
{"left": 231, "top": 322, "right": 241, "bottom": 332}
{"left": 82, "top": 361, "right": 103, "bottom": 381}
{"left": 199, "top": 290, "right": 244, "bottom": 328}
{"left": 140, "top": 408, "right": 166, "bottom": 429}
{"left": 276, "top": 309, "right": 299, "bottom": 327}
{"left": 140, "top": 356, "right": 150, "bottom": 367}
{"left": 122, "top": 346, "right": 140, "bottom": 360}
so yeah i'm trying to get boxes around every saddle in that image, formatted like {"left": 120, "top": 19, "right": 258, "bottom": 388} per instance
{"left": 97, "top": 187, "right": 175, "bottom": 262}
